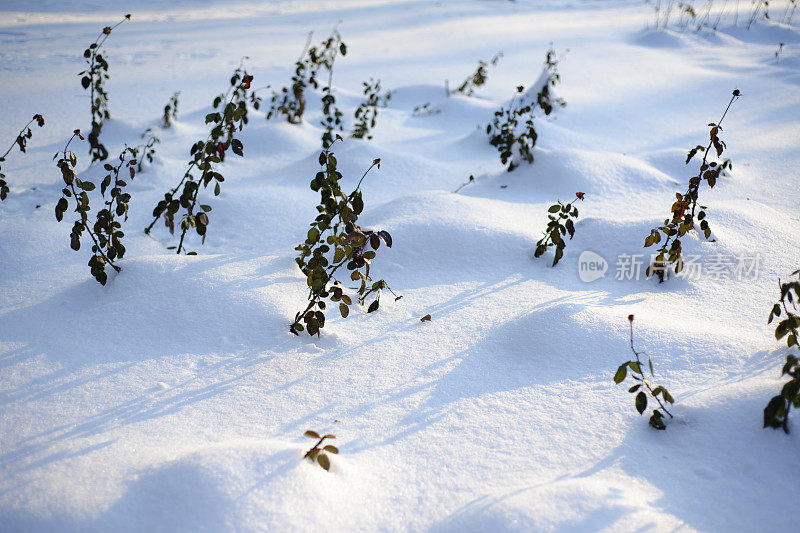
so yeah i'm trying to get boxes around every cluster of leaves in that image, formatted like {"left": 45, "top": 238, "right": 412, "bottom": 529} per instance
{"left": 135, "top": 128, "right": 159, "bottom": 173}
{"left": 54, "top": 131, "right": 139, "bottom": 284}
{"left": 537, "top": 46, "right": 567, "bottom": 115}
{"left": 318, "top": 32, "right": 347, "bottom": 149}
{"left": 79, "top": 14, "right": 131, "bottom": 162}
{"left": 486, "top": 48, "right": 565, "bottom": 172}
{"left": 534, "top": 192, "right": 584, "bottom": 266}
{"left": 303, "top": 430, "right": 338, "bottom": 471}
{"left": 644, "top": 90, "right": 739, "bottom": 282}
{"left": 291, "top": 141, "right": 398, "bottom": 336}
{"left": 0, "top": 114, "right": 44, "bottom": 201}
{"left": 146, "top": 63, "right": 255, "bottom": 254}
{"left": 614, "top": 314, "right": 675, "bottom": 430}
{"left": 267, "top": 30, "right": 346, "bottom": 126}
{"left": 454, "top": 51, "right": 502, "bottom": 96}
{"left": 162, "top": 91, "right": 180, "bottom": 128}
{"left": 487, "top": 86, "right": 537, "bottom": 171}
{"left": 351, "top": 78, "right": 392, "bottom": 140}
{"left": 764, "top": 270, "right": 800, "bottom": 433}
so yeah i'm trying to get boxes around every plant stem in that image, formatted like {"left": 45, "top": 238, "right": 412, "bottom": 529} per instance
{"left": 146, "top": 69, "right": 245, "bottom": 234}
{"left": 68, "top": 182, "right": 120, "bottom": 273}
{"left": 689, "top": 92, "right": 738, "bottom": 218}
{"left": 354, "top": 161, "right": 378, "bottom": 191}
{"left": 297, "top": 31, "right": 314, "bottom": 63}
{"left": 60, "top": 131, "right": 120, "bottom": 273}
{"left": 777, "top": 278, "right": 800, "bottom": 339}
{"left": 86, "top": 16, "right": 128, "bottom": 125}
{"left": 104, "top": 147, "right": 128, "bottom": 214}
{"left": 176, "top": 182, "right": 200, "bottom": 254}
{"left": 1, "top": 117, "right": 38, "bottom": 160}
{"left": 629, "top": 321, "right": 673, "bottom": 417}
{"left": 303, "top": 436, "right": 327, "bottom": 458}
{"left": 658, "top": 91, "right": 739, "bottom": 259}
{"left": 453, "top": 175, "right": 475, "bottom": 193}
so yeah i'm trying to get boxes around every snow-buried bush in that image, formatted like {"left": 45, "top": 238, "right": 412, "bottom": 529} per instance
{"left": 764, "top": 269, "right": 800, "bottom": 433}
{"left": 291, "top": 140, "right": 399, "bottom": 336}
{"left": 644, "top": 90, "right": 739, "bottom": 282}
{"left": 487, "top": 46, "right": 565, "bottom": 172}
{"left": 146, "top": 61, "right": 257, "bottom": 254}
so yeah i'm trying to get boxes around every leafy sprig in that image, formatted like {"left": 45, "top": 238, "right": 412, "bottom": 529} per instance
{"left": 267, "top": 30, "right": 345, "bottom": 127}
{"left": 351, "top": 78, "right": 391, "bottom": 140}
{"left": 614, "top": 314, "right": 675, "bottom": 430}
{"left": 486, "top": 47, "right": 565, "bottom": 172}
{"left": 146, "top": 62, "right": 255, "bottom": 254}
{"left": 162, "top": 91, "right": 180, "bottom": 128}
{"left": 303, "top": 430, "right": 338, "bottom": 471}
{"left": 291, "top": 139, "right": 398, "bottom": 336}
{"left": 764, "top": 270, "right": 800, "bottom": 433}
{"left": 135, "top": 128, "right": 159, "bottom": 173}
{"left": 645, "top": 90, "right": 740, "bottom": 282}
{"left": 536, "top": 46, "right": 566, "bottom": 115}
{"left": 54, "top": 131, "right": 138, "bottom": 284}
{"left": 319, "top": 32, "right": 347, "bottom": 149}
{"left": 79, "top": 14, "right": 131, "bottom": 162}
{"left": 0, "top": 114, "right": 45, "bottom": 201}
{"left": 487, "top": 86, "right": 537, "bottom": 172}
{"left": 454, "top": 51, "right": 502, "bottom": 96}
{"left": 533, "top": 192, "right": 583, "bottom": 266}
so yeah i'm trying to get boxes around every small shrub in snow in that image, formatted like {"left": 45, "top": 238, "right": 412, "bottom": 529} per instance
{"left": 291, "top": 140, "right": 399, "bottom": 336}
{"left": 146, "top": 62, "right": 255, "bottom": 254}
{"left": 318, "top": 32, "right": 347, "bottom": 149}
{"left": 487, "top": 85, "right": 537, "bottom": 172}
{"left": 453, "top": 51, "right": 503, "bottom": 96}
{"left": 536, "top": 46, "right": 567, "bottom": 115}
{"left": 267, "top": 30, "right": 346, "bottom": 126}
{"left": 487, "top": 48, "right": 565, "bottom": 172}
{"left": 351, "top": 78, "right": 392, "bottom": 140}
{"left": 614, "top": 314, "right": 675, "bottom": 430}
{"left": 0, "top": 114, "right": 44, "bottom": 201}
{"left": 303, "top": 430, "right": 338, "bottom": 471}
{"left": 644, "top": 90, "right": 739, "bottom": 282}
{"left": 79, "top": 14, "right": 131, "bottom": 163}
{"left": 134, "top": 128, "right": 159, "bottom": 173}
{"left": 55, "top": 131, "right": 139, "bottom": 285}
{"left": 162, "top": 91, "right": 180, "bottom": 128}
{"left": 764, "top": 270, "right": 800, "bottom": 433}
{"left": 533, "top": 192, "right": 583, "bottom": 266}
{"left": 412, "top": 102, "right": 440, "bottom": 116}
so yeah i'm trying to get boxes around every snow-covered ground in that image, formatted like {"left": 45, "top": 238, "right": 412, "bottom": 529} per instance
{"left": 1, "top": 0, "right": 799, "bottom": 531}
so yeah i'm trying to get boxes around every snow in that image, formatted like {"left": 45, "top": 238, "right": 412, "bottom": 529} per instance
{"left": 1, "top": 0, "right": 799, "bottom": 531}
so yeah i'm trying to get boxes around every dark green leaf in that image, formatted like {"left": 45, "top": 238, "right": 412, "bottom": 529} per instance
{"left": 635, "top": 391, "right": 647, "bottom": 414}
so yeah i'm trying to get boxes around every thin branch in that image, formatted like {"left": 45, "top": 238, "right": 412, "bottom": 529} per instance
{"left": 629, "top": 320, "right": 673, "bottom": 418}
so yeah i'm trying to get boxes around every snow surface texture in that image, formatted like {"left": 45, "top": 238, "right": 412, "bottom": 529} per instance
{"left": 1, "top": 0, "right": 799, "bottom": 531}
